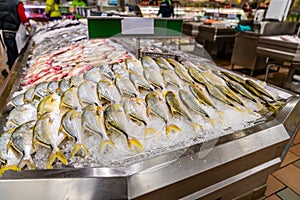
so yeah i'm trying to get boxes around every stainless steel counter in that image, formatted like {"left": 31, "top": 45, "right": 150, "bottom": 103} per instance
{"left": 0, "top": 34, "right": 299, "bottom": 200}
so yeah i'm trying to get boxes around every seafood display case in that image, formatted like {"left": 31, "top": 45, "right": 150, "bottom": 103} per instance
{"left": 0, "top": 21, "right": 299, "bottom": 200}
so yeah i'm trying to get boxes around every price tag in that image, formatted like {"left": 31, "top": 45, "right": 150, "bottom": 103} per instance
{"left": 121, "top": 17, "right": 154, "bottom": 35}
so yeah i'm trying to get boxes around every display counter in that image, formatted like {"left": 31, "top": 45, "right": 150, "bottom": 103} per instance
{"left": 0, "top": 21, "right": 299, "bottom": 200}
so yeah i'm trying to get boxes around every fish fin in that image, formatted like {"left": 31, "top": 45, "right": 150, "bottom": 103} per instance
{"left": 235, "top": 106, "right": 244, "bottom": 113}
{"left": 192, "top": 123, "right": 203, "bottom": 132}
{"left": 18, "top": 157, "right": 36, "bottom": 170}
{"left": 46, "top": 149, "right": 68, "bottom": 169}
{"left": 146, "top": 107, "right": 151, "bottom": 117}
{"left": 166, "top": 124, "right": 181, "bottom": 137}
{"left": 144, "top": 127, "right": 157, "bottom": 136}
{"left": 71, "top": 143, "right": 89, "bottom": 160}
{"left": 0, "top": 165, "right": 20, "bottom": 176}
{"left": 135, "top": 97, "right": 143, "bottom": 104}
{"left": 209, "top": 118, "right": 215, "bottom": 126}
{"left": 128, "top": 137, "right": 144, "bottom": 152}
{"left": 99, "top": 139, "right": 115, "bottom": 154}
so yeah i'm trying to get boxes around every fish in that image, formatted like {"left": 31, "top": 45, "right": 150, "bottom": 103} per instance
{"left": 34, "top": 82, "right": 49, "bottom": 99}
{"left": 245, "top": 80, "right": 276, "bottom": 101}
{"left": 155, "top": 57, "right": 174, "bottom": 70}
{"left": 129, "top": 71, "right": 153, "bottom": 91}
{"left": 78, "top": 81, "right": 101, "bottom": 106}
{"left": 57, "top": 78, "right": 71, "bottom": 95}
{"left": 161, "top": 70, "right": 182, "bottom": 88}
{"left": 0, "top": 141, "right": 21, "bottom": 176}
{"left": 100, "top": 64, "right": 115, "bottom": 80}
{"left": 6, "top": 104, "right": 37, "bottom": 129}
{"left": 220, "top": 71, "right": 245, "bottom": 84}
{"left": 24, "top": 87, "right": 35, "bottom": 103}
{"left": 70, "top": 74, "right": 85, "bottom": 87}
{"left": 115, "top": 75, "right": 139, "bottom": 97}
{"left": 104, "top": 104, "right": 143, "bottom": 151}
{"left": 126, "top": 58, "right": 144, "bottom": 75}
{"left": 174, "top": 65, "right": 194, "bottom": 84}
{"left": 164, "top": 91, "right": 203, "bottom": 131}
{"left": 141, "top": 56, "right": 160, "bottom": 71}
{"left": 7, "top": 120, "right": 36, "bottom": 170}
{"left": 145, "top": 91, "right": 181, "bottom": 136}
{"left": 111, "top": 62, "right": 127, "bottom": 76}
{"left": 37, "top": 93, "right": 61, "bottom": 118}
{"left": 189, "top": 83, "right": 217, "bottom": 109}
{"left": 166, "top": 58, "right": 185, "bottom": 70}
{"left": 124, "top": 98, "right": 156, "bottom": 135}
{"left": 0, "top": 128, "right": 16, "bottom": 165}
{"left": 47, "top": 81, "right": 59, "bottom": 94}
{"left": 61, "top": 110, "right": 88, "bottom": 160}
{"left": 143, "top": 68, "right": 165, "bottom": 89}
{"left": 188, "top": 68, "right": 207, "bottom": 85}
{"left": 84, "top": 67, "right": 102, "bottom": 83}
{"left": 82, "top": 104, "right": 114, "bottom": 154}
{"left": 201, "top": 71, "right": 246, "bottom": 107}
{"left": 10, "top": 93, "right": 25, "bottom": 107}
{"left": 178, "top": 90, "right": 213, "bottom": 125}
{"left": 97, "top": 79, "right": 121, "bottom": 103}
{"left": 33, "top": 112, "right": 67, "bottom": 169}
{"left": 60, "top": 86, "right": 82, "bottom": 111}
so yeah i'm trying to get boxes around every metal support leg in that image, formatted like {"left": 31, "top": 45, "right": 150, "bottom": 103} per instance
{"left": 136, "top": 37, "right": 140, "bottom": 59}
{"left": 231, "top": 64, "right": 235, "bottom": 70}
{"left": 264, "top": 64, "right": 272, "bottom": 82}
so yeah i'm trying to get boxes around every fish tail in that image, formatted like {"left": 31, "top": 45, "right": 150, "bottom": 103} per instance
{"left": 144, "top": 127, "right": 157, "bottom": 136}
{"left": 46, "top": 149, "right": 68, "bottom": 169}
{"left": 71, "top": 143, "right": 89, "bottom": 160}
{"left": 99, "top": 139, "right": 115, "bottom": 154}
{"left": 128, "top": 137, "right": 144, "bottom": 152}
{"left": 166, "top": 124, "right": 181, "bottom": 137}
{"left": 0, "top": 165, "right": 20, "bottom": 176}
{"left": 192, "top": 123, "right": 203, "bottom": 132}
{"left": 18, "top": 157, "right": 36, "bottom": 170}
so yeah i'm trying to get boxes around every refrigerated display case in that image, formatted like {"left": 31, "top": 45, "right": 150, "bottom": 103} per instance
{"left": 0, "top": 20, "right": 299, "bottom": 200}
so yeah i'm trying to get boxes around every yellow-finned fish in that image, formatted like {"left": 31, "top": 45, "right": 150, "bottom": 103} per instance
{"left": 104, "top": 104, "right": 143, "bottom": 151}
{"left": 126, "top": 58, "right": 144, "bottom": 75}
{"left": 245, "top": 79, "right": 276, "bottom": 101}
{"left": 61, "top": 110, "right": 89, "bottom": 160}
{"left": 34, "top": 112, "right": 67, "bottom": 169}
{"left": 111, "top": 62, "right": 127, "bottom": 76}
{"left": 188, "top": 68, "right": 207, "bottom": 85}
{"left": 145, "top": 91, "right": 181, "bottom": 136}
{"left": 47, "top": 81, "right": 59, "bottom": 94}
{"left": 0, "top": 128, "right": 21, "bottom": 176}
{"left": 164, "top": 91, "right": 203, "bottom": 131}
{"left": 115, "top": 75, "right": 139, "bottom": 97}
{"left": 161, "top": 70, "right": 182, "bottom": 89}
{"left": 34, "top": 82, "right": 49, "bottom": 99}
{"left": 82, "top": 104, "right": 115, "bottom": 154}
{"left": 143, "top": 68, "right": 165, "bottom": 90}
{"left": 129, "top": 70, "right": 153, "bottom": 91}
{"left": 10, "top": 93, "right": 25, "bottom": 107}
{"left": 141, "top": 56, "right": 160, "bottom": 71}
{"left": 60, "top": 86, "right": 82, "bottom": 111}
{"left": 78, "top": 81, "right": 101, "bottom": 106}
{"left": 189, "top": 83, "right": 217, "bottom": 109}
{"left": 38, "top": 93, "right": 61, "bottom": 118}
{"left": 97, "top": 79, "right": 121, "bottom": 103}
{"left": 24, "top": 87, "right": 35, "bottom": 103}
{"left": 124, "top": 98, "right": 156, "bottom": 135}
{"left": 155, "top": 57, "right": 174, "bottom": 70}
{"left": 6, "top": 104, "right": 37, "bottom": 129}
{"left": 70, "top": 74, "right": 85, "bottom": 87}
{"left": 8, "top": 120, "right": 37, "bottom": 170}
{"left": 179, "top": 90, "right": 214, "bottom": 125}
{"left": 84, "top": 67, "right": 102, "bottom": 83}
{"left": 181, "top": 60, "right": 202, "bottom": 71}
{"left": 57, "top": 78, "right": 71, "bottom": 95}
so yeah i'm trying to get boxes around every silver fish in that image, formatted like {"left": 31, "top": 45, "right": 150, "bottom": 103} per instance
{"left": 143, "top": 68, "right": 165, "bottom": 89}
{"left": 97, "top": 79, "right": 121, "bottom": 103}
{"left": 115, "top": 75, "right": 139, "bottom": 97}
{"left": 84, "top": 67, "right": 102, "bottom": 83}
{"left": 78, "top": 81, "right": 101, "bottom": 106}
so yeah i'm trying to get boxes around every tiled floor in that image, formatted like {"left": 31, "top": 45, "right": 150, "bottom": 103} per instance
{"left": 215, "top": 59, "right": 300, "bottom": 200}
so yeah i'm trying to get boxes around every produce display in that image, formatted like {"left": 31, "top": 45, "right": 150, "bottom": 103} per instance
{"left": 0, "top": 20, "right": 284, "bottom": 175}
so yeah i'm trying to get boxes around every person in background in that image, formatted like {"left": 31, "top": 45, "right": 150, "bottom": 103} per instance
{"left": 70, "top": 0, "right": 87, "bottom": 19}
{"left": 0, "top": 0, "right": 30, "bottom": 77}
{"left": 46, "top": 0, "right": 62, "bottom": 21}
{"left": 157, "top": 0, "right": 174, "bottom": 18}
